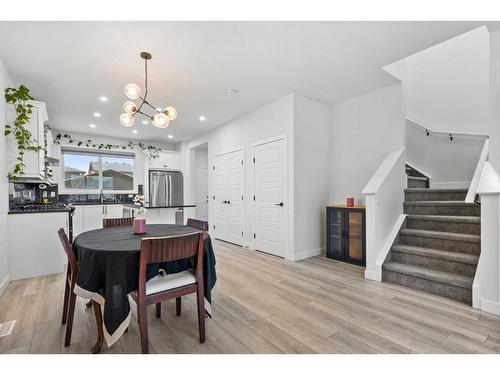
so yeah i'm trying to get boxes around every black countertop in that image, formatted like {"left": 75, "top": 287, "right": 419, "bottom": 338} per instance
{"left": 123, "top": 204, "right": 196, "bottom": 209}
{"left": 8, "top": 207, "right": 72, "bottom": 215}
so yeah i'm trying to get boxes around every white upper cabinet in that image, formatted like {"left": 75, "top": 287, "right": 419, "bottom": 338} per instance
{"left": 8, "top": 101, "right": 48, "bottom": 180}
{"left": 148, "top": 150, "right": 181, "bottom": 170}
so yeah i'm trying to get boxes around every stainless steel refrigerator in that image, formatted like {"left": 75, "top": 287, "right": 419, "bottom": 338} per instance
{"left": 149, "top": 170, "right": 184, "bottom": 223}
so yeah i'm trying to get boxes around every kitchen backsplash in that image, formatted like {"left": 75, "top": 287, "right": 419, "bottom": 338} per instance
{"left": 58, "top": 193, "right": 136, "bottom": 205}
{"left": 9, "top": 182, "right": 59, "bottom": 205}
{"left": 9, "top": 183, "right": 143, "bottom": 206}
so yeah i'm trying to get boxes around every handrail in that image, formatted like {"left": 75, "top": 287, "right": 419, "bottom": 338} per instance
{"left": 362, "top": 147, "right": 405, "bottom": 195}
{"left": 407, "top": 118, "right": 489, "bottom": 139}
{"left": 466, "top": 138, "right": 490, "bottom": 203}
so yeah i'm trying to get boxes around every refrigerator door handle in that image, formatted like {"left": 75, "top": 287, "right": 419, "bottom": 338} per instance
{"left": 169, "top": 174, "right": 173, "bottom": 206}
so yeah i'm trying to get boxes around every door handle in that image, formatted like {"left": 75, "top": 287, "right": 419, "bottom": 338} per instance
{"left": 275, "top": 202, "right": 284, "bottom": 207}
{"left": 221, "top": 200, "right": 227, "bottom": 204}
{"left": 227, "top": 200, "right": 231, "bottom": 204}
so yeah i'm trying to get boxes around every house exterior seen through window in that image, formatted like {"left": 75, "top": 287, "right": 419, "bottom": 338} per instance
{"left": 62, "top": 151, "right": 134, "bottom": 191}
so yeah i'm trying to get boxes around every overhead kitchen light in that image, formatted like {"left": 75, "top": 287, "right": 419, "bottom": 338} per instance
{"left": 132, "top": 129, "right": 138, "bottom": 134}
{"left": 168, "top": 134, "right": 173, "bottom": 139}
{"left": 89, "top": 124, "right": 97, "bottom": 128}
{"left": 99, "top": 96, "right": 108, "bottom": 102}
{"left": 120, "top": 52, "right": 178, "bottom": 129}
{"left": 93, "top": 112, "right": 101, "bottom": 118}
{"left": 199, "top": 115, "right": 206, "bottom": 122}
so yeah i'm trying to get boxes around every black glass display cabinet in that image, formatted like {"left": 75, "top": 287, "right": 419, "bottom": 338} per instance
{"left": 326, "top": 205, "right": 366, "bottom": 266}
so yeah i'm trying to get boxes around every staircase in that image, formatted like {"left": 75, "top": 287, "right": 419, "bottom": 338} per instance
{"left": 382, "top": 166, "right": 481, "bottom": 305}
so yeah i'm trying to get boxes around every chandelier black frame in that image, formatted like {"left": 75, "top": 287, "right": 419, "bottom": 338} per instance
{"left": 120, "top": 52, "right": 177, "bottom": 128}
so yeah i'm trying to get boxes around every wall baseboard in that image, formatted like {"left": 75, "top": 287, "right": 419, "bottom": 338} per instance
{"left": 0, "top": 274, "right": 11, "bottom": 298}
{"left": 364, "top": 270, "right": 378, "bottom": 281}
{"left": 290, "top": 247, "right": 324, "bottom": 261}
{"left": 480, "top": 299, "right": 500, "bottom": 316}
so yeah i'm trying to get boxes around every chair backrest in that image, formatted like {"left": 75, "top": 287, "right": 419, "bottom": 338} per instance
{"left": 138, "top": 232, "right": 204, "bottom": 295}
{"left": 103, "top": 217, "right": 134, "bottom": 228}
{"left": 186, "top": 218, "right": 208, "bottom": 232}
{"left": 58, "top": 228, "right": 78, "bottom": 276}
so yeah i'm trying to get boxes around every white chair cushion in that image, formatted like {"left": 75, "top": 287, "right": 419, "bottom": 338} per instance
{"left": 145, "top": 270, "right": 196, "bottom": 295}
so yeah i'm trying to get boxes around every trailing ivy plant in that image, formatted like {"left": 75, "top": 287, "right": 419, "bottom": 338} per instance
{"left": 53, "top": 133, "right": 162, "bottom": 160}
{"left": 4, "top": 85, "right": 43, "bottom": 180}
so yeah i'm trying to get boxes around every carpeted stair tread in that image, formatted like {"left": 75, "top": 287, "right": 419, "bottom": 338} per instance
{"left": 391, "top": 244, "right": 479, "bottom": 264}
{"left": 404, "top": 201, "right": 479, "bottom": 207}
{"left": 400, "top": 228, "right": 480, "bottom": 243}
{"left": 383, "top": 262, "right": 473, "bottom": 289}
{"left": 404, "top": 188, "right": 468, "bottom": 193}
{"left": 406, "top": 214, "right": 480, "bottom": 224}
{"left": 407, "top": 176, "right": 428, "bottom": 181}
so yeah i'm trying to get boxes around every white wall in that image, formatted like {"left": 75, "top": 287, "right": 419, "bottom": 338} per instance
{"left": 404, "top": 26, "right": 490, "bottom": 134}
{"left": 181, "top": 94, "right": 296, "bottom": 257}
{"left": 406, "top": 121, "right": 485, "bottom": 189}
{"left": 329, "top": 83, "right": 405, "bottom": 205}
{"left": 293, "top": 95, "right": 330, "bottom": 260}
{"left": 489, "top": 28, "right": 500, "bottom": 171}
{"left": 0, "top": 58, "right": 12, "bottom": 296}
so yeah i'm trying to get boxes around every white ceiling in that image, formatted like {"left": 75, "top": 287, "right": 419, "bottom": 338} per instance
{"left": 1, "top": 21, "right": 499, "bottom": 144}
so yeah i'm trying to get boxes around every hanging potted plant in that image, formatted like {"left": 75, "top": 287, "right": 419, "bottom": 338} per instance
{"left": 4, "top": 85, "right": 43, "bottom": 180}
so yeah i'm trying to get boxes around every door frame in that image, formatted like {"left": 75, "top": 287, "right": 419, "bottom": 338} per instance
{"left": 212, "top": 147, "right": 245, "bottom": 246}
{"left": 251, "top": 135, "right": 288, "bottom": 257}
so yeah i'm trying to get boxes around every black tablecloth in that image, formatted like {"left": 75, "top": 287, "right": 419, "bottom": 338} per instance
{"left": 72, "top": 224, "right": 216, "bottom": 345}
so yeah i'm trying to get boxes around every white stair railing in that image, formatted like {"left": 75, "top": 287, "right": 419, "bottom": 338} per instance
{"left": 466, "top": 138, "right": 490, "bottom": 203}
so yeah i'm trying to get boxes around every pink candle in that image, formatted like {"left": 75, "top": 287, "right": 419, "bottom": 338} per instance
{"left": 133, "top": 218, "right": 146, "bottom": 234}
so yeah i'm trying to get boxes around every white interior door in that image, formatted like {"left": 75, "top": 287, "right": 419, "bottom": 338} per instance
{"left": 194, "top": 167, "right": 209, "bottom": 221}
{"left": 226, "top": 151, "right": 244, "bottom": 245}
{"left": 212, "top": 150, "right": 244, "bottom": 245}
{"left": 253, "top": 138, "right": 287, "bottom": 257}
{"left": 213, "top": 154, "right": 228, "bottom": 240}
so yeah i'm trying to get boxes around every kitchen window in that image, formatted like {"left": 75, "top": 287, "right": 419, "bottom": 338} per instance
{"left": 61, "top": 150, "right": 135, "bottom": 193}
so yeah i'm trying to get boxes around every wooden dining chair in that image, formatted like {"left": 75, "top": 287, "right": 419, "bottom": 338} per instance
{"left": 186, "top": 218, "right": 208, "bottom": 232}
{"left": 103, "top": 217, "right": 134, "bottom": 227}
{"left": 58, "top": 228, "right": 79, "bottom": 347}
{"left": 131, "top": 232, "right": 205, "bottom": 354}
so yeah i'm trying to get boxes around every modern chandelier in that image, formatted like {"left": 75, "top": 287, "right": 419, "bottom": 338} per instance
{"left": 119, "top": 52, "right": 177, "bottom": 128}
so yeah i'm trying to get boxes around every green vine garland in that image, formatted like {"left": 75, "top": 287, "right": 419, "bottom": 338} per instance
{"left": 53, "top": 133, "right": 162, "bottom": 160}
{"left": 4, "top": 85, "right": 43, "bottom": 180}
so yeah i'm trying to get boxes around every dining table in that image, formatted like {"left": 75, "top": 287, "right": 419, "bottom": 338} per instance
{"left": 72, "top": 223, "right": 217, "bottom": 353}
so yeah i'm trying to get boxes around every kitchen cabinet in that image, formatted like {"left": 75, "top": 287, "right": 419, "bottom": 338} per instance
{"left": 8, "top": 101, "right": 48, "bottom": 181}
{"left": 326, "top": 205, "right": 366, "bottom": 266}
{"left": 8, "top": 212, "right": 69, "bottom": 279}
{"left": 105, "top": 204, "right": 125, "bottom": 219}
{"left": 73, "top": 204, "right": 125, "bottom": 235}
{"left": 123, "top": 206, "right": 179, "bottom": 224}
{"left": 148, "top": 150, "right": 181, "bottom": 170}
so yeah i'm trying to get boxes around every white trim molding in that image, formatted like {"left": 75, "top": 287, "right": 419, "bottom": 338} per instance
{"left": 363, "top": 147, "right": 406, "bottom": 282}
{"left": 0, "top": 275, "right": 11, "bottom": 298}
{"left": 290, "top": 247, "right": 324, "bottom": 261}
{"left": 473, "top": 162, "right": 500, "bottom": 315}
{"left": 466, "top": 138, "right": 489, "bottom": 203}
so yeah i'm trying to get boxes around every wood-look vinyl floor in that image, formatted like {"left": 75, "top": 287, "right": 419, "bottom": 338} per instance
{"left": 1, "top": 240, "right": 499, "bottom": 354}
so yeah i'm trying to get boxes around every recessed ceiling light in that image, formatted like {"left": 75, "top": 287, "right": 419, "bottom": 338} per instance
{"left": 199, "top": 116, "right": 206, "bottom": 122}
{"left": 99, "top": 96, "right": 108, "bottom": 102}
{"left": 226, "top": 88, "right": 239, "bottom": 95}
{"left": 89, "top": 124, "right": 97, "bottom": 128}
{"left": 132, "top": 129, "right": 138, "bottom": 134}
{"left": 168, "top": 134, "right": 173, "bottom": 139}
{"left": 142, "top": 120, "right": 148, "bottom": 125}
{"left": 93, "top": 112, "right": 101, "bottom": 118}
{"left": 156, "top": 107, "right": 162, "bottom": 112}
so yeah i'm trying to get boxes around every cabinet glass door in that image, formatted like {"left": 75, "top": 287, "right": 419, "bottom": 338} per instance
{"left": 328, "top": 208, "right": 344, "bottom": 259}
{"left": 347, "top": 210, "right": 364, "bottom": 263}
